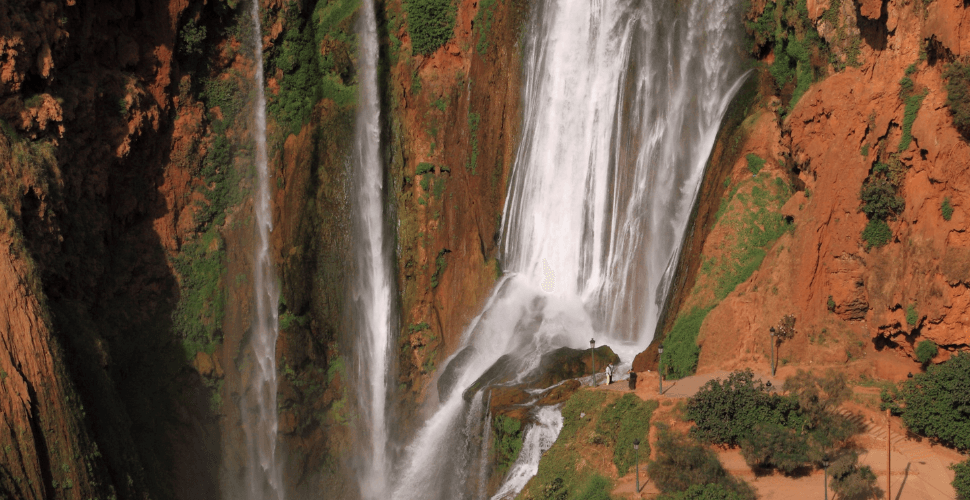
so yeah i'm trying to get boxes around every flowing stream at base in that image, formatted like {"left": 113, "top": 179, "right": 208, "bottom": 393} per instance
{"left": 239, "top": 1, "right": 283, "bottom": 499}
{"left": 353, "top": 0, "right": 395, "bottom": 498}
{"left": 390, "top": 0, "right": 745, "bottom": 498}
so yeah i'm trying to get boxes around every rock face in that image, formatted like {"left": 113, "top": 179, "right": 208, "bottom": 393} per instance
{"left": 656, "top": 0, "right": 970, "bottom": 376}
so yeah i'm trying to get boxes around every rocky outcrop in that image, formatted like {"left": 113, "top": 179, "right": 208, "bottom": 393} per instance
{"left": 658, "top": 0, "right": 970, "bottom": 377}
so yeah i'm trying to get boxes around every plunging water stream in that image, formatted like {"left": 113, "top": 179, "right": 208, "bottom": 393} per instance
{"left": 353, "top": 0, "right": 395, "bottom": 498}
{"left": 239, "top": 0, "right": 284, "bottom": 498}
{"left": 391, "top": 0, "right": 745, "bottom": 498}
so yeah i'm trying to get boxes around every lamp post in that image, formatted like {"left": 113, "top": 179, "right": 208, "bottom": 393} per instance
{"left": 658, "top": 346, "right": 664, "bottom": 395}
{"left": 590, "top": 338, "right": 596, "bottom": 387}
{"left": 633, "top": 438, "right": 640, "bottom": 492}
{"left": 770, "top": 327, "right": 777, "bottom": 377}
{"left": 822, "top": 457, "right": 829, "bottom": 500}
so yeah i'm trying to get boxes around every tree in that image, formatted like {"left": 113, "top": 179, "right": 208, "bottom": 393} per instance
{"left": 953, "top": 458, "right": 970, "bottom": 500}
{"left": 686, "top": 370, "right": 799, "bottom": 446}
{"left": 740, "top": 423, "right": 810, "bottom": 474}
{"left": 783, "top": 369, "right": 852, "bottom": 432}
{"left": 829, "top": 451, "right": 881, "bottom": 500}
{"left": 899, "top": 352, "right": 970, "bottom": 450}
{"left": 647, "top": 425, "right": 756, "bottom": 499}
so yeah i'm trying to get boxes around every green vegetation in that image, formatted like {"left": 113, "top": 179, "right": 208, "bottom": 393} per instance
{"left": 405, "top": 0, "right": 457, "bottom": 55}
{"left": 467, "top": 112, "right": 481, "bottom": 174}
{"left": 595, "top": 394, "right": 659, "bottom": 474}
{"left": 657, "top": 483, "right": 752, "bottom": 500}
{"left": 827, "top": 295, "right": 836, "bottom": 312}
{"left": 943, "top": 59, "right": 970, "bottom": 138}
{"left": 745, "top": 153, "right": 765, "bottom": 175}
{"left": 687, "top": 369, "right": 858, "bottom": 474}
{"left": 648, "top": 425, "right": 756, "bottom": 499}
{"left": 892, "top": 353, "right": 970, "bottom": 450}
{"left": 942, "top": 197, "right": 954, "bottom": 221}
{"left": 662, "top": 307, "right": 712, "bottom": 379}
{"left": 859, "top": 160, "right": 905, "bottom": 250}
{"left": 745, "top": 0, "right": 829, "bottom": 113}
{"left": 828, "top": 451, "right": 881, "bottom": 500}
{"left": 431, "top": 250, "right": 448, "bottom": 288}
{"left": 899, "top": 89, "right": 928, "bottom": 152}
{"left": 860, "top": 143, "right": 869, "bottom": 157}
{"left": 861, "top": 219, "right": 892, "bottom": 249}
{"left": 953, "top": 458, "right": 970, "bottom": 500}
{"left": 493, "top": 415, "right": 524, "bottom": 477}
{"left": 914, "top": 340, "right": 937, "bottom": 365}
{"left": 905, "top": 303, "right": 919, "bottom": 327}
{"left": 179, "top": 18, "right": 207, "bottom": 56}
{"left": 172, "top": 230, "right": 226, "bottom": 358}
{"left": 474, "top": 0, "right": 498, "bottom": 54}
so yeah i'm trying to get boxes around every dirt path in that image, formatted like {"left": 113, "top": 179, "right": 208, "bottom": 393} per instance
{"left": 597, "top": 370, "right": 962, "bottom": 499}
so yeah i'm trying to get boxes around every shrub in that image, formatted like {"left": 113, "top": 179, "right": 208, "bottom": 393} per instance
{"left": 899, "top": 89, "right": 929, "bottom": 152}
{"left": 898, "top": 352, "right": 970, "bottom": 450}
{"left": 783, "top": 369, "right": 852, "bottom": 432}
{"left": 915, "top": 340, "right": 937, "bottom": 365}
{"left": 657, "top": 483, "right": 752, "bottom": 500}
{"left": 943, "top": 197, "right": 954, "bottom": 221}
{"left": 905, "top": 303, "right": 919, "bottom": 326}
{"left": 405, "top": 0, "right": 457, "bottom": 55}
{"left": 179, "top": 18, "right": 207, "bottom": 56}
{"left": 648, "top": 426, "right": 755, "bottom": 499}
{"left": 953, "top": 458, "right": 970, "bottom": 500}
{"left": 943, "top": 60, "right": 970, "bottom": 138}
{"left": 827, "top": 295, "right": 836, "bottom": 312}
{"left": 745, "top": 153, "right": 766, "bottom": 175}
{"left": 573, "top": 475, "right": 613, "bottom": 500}
{"left": 861, "top": 219, "right": 892, "bottom": 249}
{"left": 492, "top": 415, "right": 523, "bottom": 476}
{"left": 860, "top": 178, "right": 904, "bottom": 221}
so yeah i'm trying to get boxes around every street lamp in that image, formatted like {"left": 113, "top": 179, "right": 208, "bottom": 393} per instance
{"left": 658, "top": 346, "right": 664, "bottom": 395}
{"left": 590, "top": 338, "right": 596, "bottom": 387}
{"left": 822, "top": 457, "right": 830, "bottom": 500}
{"left": 633, "top": 438, "right": 640, "bottom": 492}
{"left": 770, "top": 327, "right": 777, "bottom": 377}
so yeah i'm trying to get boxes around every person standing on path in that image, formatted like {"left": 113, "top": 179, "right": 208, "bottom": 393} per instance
{"left": 628, "top": 370, "right": 638, "bottom": 390}
{"left": 606, "top": 363, "right": 614, "bottom": 384}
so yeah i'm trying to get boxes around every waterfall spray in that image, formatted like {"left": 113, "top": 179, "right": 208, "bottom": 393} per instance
{"left": 239, "top": 0, "right": 284, "bottom": 498}
{"left": 353, "top": 0, "right": 394, "bottom": 497}
{"left": 392, "top": 0, "right": 745, "bottom": 498}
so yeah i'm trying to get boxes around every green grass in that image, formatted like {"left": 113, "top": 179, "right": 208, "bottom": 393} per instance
{"left": 596, "top": 394, "right": 659, "bottom": 474}
{"left": 172, "top": 229, "right": 226, "bottom": 359}
{"left": 905, "top": 303, "right": 918, "bottom": 326}
{"left": 467, "top": 112, "right": 481, "bottom": 174}
{"left": 662, "top": 307, "right": 712, "bottom": 379}
{"left": 861, "top": 219, "right": 891, "bottom": 250}
{"left": 523, "top": 390, "right": 623, "bottom": 500}
{"left": 493, "top": 415, "right": 524, "bottom": 478}
{"left": 899, "top": 89, "right": 928, "bottom": 152}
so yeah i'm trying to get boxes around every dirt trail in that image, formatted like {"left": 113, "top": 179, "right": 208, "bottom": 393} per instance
{"left": 597, "top": 370, "right": 962, "bottom": 499}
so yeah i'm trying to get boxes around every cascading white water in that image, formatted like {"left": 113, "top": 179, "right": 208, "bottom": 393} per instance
{"left": 490, "top": 406, "right": 564, "bottom": 500}
{"left": 352, "top": 0, "right": 394, "bottom": 498}
{"left": 239, "top": 0, "right": 284, "bottom": 498}
{"left": 392, "top": 0, "right": 745, "bottom": 498}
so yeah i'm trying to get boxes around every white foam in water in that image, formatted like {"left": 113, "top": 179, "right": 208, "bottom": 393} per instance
{"left": 240, "top": 0, "right": 283, "bottom": 498}
{"left": 490, "top": 406, "right": 565, "bottom": 500}
{"left": 391, "top": 0, "right": 745, "bottom": 497}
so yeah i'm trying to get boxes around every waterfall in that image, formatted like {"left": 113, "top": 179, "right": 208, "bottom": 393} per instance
{"left": 391, "top": 0, "right": 745, "bottom": 498}
{"left": 353, "top": 0, "right": 394, "bottom": 497}
{"left": 239, "top": 0, "right": 284, "bottom": 498}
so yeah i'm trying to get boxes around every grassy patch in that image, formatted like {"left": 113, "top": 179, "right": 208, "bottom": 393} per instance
{"left": 942, "top": 197, "right": 954, "bottom": 221}
{"left": 745, "top": 153, "right": 766, "bottom": 175}
{"left": 474, "top": 0, "right": 498, "bottom": 54}
{"left": 899, "top": 89, "right": 928, "bottom": 152}
{"left": 493, "top": 415, "right": 524, "bottom": 478}
{"left": 596, "top": 394, "right": 659, "bottom": 474}
{"left": 172, "top": 229, "right": 226, "bottom": 359}
{"left": 905, "top": 303, "right": 918, "bottom": 326}
{"left": 467, "top": 112, "right": 481, "bottom": 174}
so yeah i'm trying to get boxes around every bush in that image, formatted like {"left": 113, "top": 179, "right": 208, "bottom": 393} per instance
{"left": 943, "top": 60, "right": 970, "bottom": 138}
{"left": 861, "top": 219, "right": 892, "bottom": 250}
{"left": 943, "top": 197, "right": 954, "bottom": 221}
{"left": 860, "top": 178, "right": 904, "bottom": 221}
{"left": 898, "top": 352, "right": 970, "bottom": 450}
{"left": 905, "top": 303, "right": 919, "bottom": 326}
{"left": 953, "top": 458, "right": 970, "bottom": 500}
{"left": 827, "top": 295, "right": 836, "bottom": 312}
{"left": 493, "top": 415, "right": 523, "bottom": 476}
{"left": 658, "top": 483, "right": 752, "bottom": 500}
{"left": 405, "top": 0, "right": 457, "bottom": 55}
{"left": 648, "top": 425, "right": 756, "bottom": 499}
{"left": 745, "top": 153, "right": 766, "bottom": 175}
